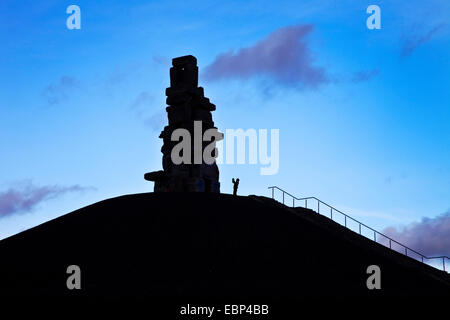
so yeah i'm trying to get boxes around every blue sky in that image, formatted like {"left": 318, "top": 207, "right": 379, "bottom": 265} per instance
{"left": 0, "top": 0, "right": 449, "bottom": 257}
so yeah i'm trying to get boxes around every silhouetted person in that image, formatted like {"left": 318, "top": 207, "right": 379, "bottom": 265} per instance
{"left": 232, "top": 178, "right": 240, "bottom": 196}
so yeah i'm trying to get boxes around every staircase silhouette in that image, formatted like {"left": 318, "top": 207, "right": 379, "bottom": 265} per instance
{"left": 268, "top": 186, "right": 449, "bottom": 273}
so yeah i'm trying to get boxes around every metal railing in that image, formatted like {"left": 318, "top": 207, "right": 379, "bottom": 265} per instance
{"left": 268, "top": 186, "right": 449, "bottom": 273}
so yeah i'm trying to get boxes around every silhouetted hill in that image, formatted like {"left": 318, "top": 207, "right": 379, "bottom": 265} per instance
{"left": 0, "top": 193, "right": 449, "bottom": 310}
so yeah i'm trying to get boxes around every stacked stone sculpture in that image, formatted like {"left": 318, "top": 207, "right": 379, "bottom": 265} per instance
{"left": 144, "top": 55, "right": 222, "bottom": 192}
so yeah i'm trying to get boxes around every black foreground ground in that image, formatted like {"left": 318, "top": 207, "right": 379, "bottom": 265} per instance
{"left": 1, "top": 192, "right": 448, "bottom": 313}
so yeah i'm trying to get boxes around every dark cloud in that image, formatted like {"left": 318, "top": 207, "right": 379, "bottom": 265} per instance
{"left": 43, "top": 76, "right": 78, "bottom": 105}
{"left": 0, "top": 182, "right": 87, "bottom": 218}
{"left": 381, "top": 210, "right": 450, "bottom": 257}
{"left": 351, "top": 69, "right": 379, "bottom": 83}
{"left": 401, "top": 24, "right": 445, "bottom": 57}
{"left": 203, "top": 24, "right": 329, "bottom": 88}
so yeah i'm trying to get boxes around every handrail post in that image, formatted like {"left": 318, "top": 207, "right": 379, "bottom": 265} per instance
{"left": 344, "top": 215, "right": 347, "bottom": 227}
{"left": 271, "top": 187, "right": 274, "bottom": 199}
{"left": 444, "top": 257, "right": 446, "bottom": 272}
{"left": 318, "top": 201, "right": 320, "bottom": 214}
{"left": 282, "top": 191, "right": 285, "bottom": 204}
{"left": 305, "top": 199, "right": 307, "bottom": 208}
{"left": 374, "top": 231, "right": 376, "bottom": 242}
{"left": 330, "top": 208, "right": 333, "bottom": 219}
{"left": 359, "top": 223, "right": 361, "bottom": 235}
{"left": 389, "top": 239, "right": 392, "bottom": 249}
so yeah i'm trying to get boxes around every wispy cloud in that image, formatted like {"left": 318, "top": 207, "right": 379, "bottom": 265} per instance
{"left": 152, "top": 56, "right": 170, "bottom": 66}
{"left": 351, "top": 69, "right": 379, "bottom": 83}
{"left": 42, "top": 76, "right": 78, "bottom": 105}
{"left": 401, "top": 24, "right": 445, "bottom": 57}
{"left": 106, "top": 63, "right": 143, "bottom": 85}
{"left": 130, "top": 91, "right": 153, "bottom": 111}
{"left": 381, "top": 210, "right": 450, "bottom": 257}
{"left": 383, "top": 173, "right": 408, "bottom": 185}
{"left": 143, "top": 110, "right": 166, "bottom": 132}
{"left": 129, "top": 91, "right": 165, "bottom": 132}
{"left": 0, "top": 181, "right": 88, "bottom": 218}
{"left": 203, "top": 24, "right": 329, "bottom": 88}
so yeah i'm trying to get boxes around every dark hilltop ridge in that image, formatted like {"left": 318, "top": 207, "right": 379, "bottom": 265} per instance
{"left": 0, "top": 192, "right": 449, "bottom": 303}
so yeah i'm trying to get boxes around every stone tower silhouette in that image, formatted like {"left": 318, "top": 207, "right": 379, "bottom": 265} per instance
{"left": 144, "top": 55, "right": 222, "bottom": 192}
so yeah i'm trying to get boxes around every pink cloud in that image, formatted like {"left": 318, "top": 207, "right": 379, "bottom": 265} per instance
{"left": 0, "top": 182, "right": 87, "bottom": 218}
{"left": 203, "top": 24, "right": 328, "bottom": 88}
{"left": 381, "top": 210, "right": 450, "bottom": 257}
